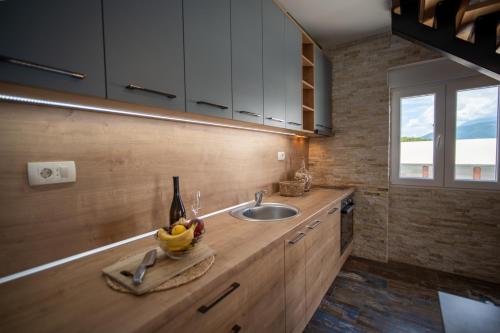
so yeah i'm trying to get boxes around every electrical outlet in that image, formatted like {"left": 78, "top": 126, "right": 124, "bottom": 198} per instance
{"left": 27, "top": 161, "right": 76, "bottom": 186}
{"left": 277, "top": 152, "right": 286, "bottom": 161}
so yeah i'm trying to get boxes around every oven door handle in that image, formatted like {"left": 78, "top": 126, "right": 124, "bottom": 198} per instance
{"left": 341, "top": 204, "right": 354, "bottom": 215}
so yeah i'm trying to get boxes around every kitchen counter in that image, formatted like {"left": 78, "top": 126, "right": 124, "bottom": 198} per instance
{"left": 0, "top": 188, "right": 353, "bottom": 332}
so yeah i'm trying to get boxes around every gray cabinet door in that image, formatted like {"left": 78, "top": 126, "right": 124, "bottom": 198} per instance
{"left": 231, "top": 0, "right": 263, "bottom": 124}
{"left": 263, "top": 0, "right": 286, "bottom": 128}
{"left": 103, "top": 0, "right": 185, "bottom": 111}
{"left": 314, "top": 46, "right": 333, "bottom": 135}
{"left": 184, "top": 0, "right": 232, "bottom": 119}
{"left": 0, "top": 0, "right": 105, "bottom": 97}
{"left": 285, "top": 18, "right": 303, "bottom": 130}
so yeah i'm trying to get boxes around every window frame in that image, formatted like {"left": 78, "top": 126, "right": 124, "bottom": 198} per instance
{"left": 444, "top": 76, "right": 500, "bottom": 190}
{"left": 390, "top": 84, "right": 446, "bottom": 187}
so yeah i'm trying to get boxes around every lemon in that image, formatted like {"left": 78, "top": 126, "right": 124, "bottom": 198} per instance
{"left": 171, "top": 224, "right": 187, "bottom": 235}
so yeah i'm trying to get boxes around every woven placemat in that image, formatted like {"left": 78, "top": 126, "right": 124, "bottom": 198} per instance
{"left": 105, "top": 255, "right": 215, "bottom": 294}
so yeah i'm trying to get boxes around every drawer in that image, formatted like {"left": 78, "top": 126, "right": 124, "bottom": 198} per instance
{"left": 155, "top": 280, "right": 244, "bottom": 333}
{"left": 156, "top": 241, "right": 285, "bottom": 333}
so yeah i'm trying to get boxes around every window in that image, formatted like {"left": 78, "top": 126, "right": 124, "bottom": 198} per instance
{"left": 391, "top": 76, "right": 500, "bottom": 190}
{"left": 445, "top": 76, "right": 500, "bottom": 189}
{"left": 390, "top": 84, "right": 445, "bottom": 187}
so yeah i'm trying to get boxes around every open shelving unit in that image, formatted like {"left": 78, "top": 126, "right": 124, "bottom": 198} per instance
{"left": 301, "top": 33, "right": 315, "bottom": 131}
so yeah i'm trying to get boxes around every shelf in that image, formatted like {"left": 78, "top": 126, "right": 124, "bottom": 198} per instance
{"left": 301, "top": 55, "right": 314, "bottom": 67}
{"left": 302, "top": 105, "right": 314, "bottom": 112}
{"left": 302, "top": 80, "right": 314, "bottom": 90}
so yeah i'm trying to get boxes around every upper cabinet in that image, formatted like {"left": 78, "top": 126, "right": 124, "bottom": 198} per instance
{"left": 0, "top": 0, "right": 106, "bottom": 97}
{"left": 184, "top": 0, "right": 233, "bottom": 119}
{"left": 284, "top": 18, "right": 303, "bottom": 131}
{"left": 102, "top": 0, "right": 185, "bottom": 111}
{"left": 231, "top": 0, "right": 264, "bottom": 124}
{"left": 314, "top": 46, "right": 333, "bottom": 135}
{"left": 263, "top": 0, "right": 286, "bottom": 128}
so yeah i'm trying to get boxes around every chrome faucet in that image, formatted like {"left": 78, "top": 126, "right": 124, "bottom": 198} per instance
{"left": 255, "top": 190, "right": 266, "bottom": 207}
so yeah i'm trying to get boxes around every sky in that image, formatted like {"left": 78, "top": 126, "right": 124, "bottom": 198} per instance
{"left": 400, "top": 85, "right": 499, "bottom": 138}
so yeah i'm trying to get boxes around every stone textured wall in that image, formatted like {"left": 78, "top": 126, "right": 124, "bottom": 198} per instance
{"left": 389, "top": 186, "right": 500, "bottom": 283}
{"left": 310, "top": 32, "right": 500, "bottom": 283}
{"left": 309, "top": 33, "right": 439, "bottom": 262}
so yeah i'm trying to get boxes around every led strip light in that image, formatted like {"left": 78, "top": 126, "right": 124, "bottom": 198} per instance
{"left": 0, "top": 93, "right": 306, "bottom": 137}
{"left": 0, "top": 200, "right": 254, "bottom": 285}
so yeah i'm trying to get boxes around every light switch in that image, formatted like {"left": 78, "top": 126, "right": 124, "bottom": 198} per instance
{"left": 27, "top": 161, "right": 76, "bottom": 186}
{"left": 277, "top": 152, "right": 285, "bottom": 161}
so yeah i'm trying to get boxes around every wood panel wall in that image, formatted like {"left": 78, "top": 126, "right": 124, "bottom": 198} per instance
{"left": 0, "top": 86, "right": 308, "bottom": 276}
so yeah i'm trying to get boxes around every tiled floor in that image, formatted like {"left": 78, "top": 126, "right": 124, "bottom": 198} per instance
{"left": 304, "top": 257, "right": 500, "bottom": 333}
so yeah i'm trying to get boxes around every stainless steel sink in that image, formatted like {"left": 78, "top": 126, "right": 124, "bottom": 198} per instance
{"left": 230, "top": 203, "right": 300, "bottom": 222}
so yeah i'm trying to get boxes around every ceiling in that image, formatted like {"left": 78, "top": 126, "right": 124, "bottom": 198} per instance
{"left": 279, "top": 0, "right": 392, "bottom": 49}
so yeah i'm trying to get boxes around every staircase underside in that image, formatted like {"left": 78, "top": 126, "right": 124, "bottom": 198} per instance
{"left": 392, "top": 0, "right": 500, "bottom": 81}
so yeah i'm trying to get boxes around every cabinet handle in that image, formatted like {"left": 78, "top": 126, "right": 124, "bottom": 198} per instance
{"left": 197, "top": 282, "right": 240, "bottom": 314}
{"left": 126, "top": 84, "right": 176, "bottom": 99}
{"left": 307, "top": 219, "right": 322, "bottom": 229}
{"left": 196, "top": 100, "right": 228, "bottom": 110}
{"left": 315, "top": 124, "right": 332, "bottom": 130}
{"left": 328, "top": 207, "right": 338, "bottom": 215}
{"left": 231, "top": 325, "right": 242, "bottom": 333}
{"left": 266, "top": 117, "right": 285, "bottom": 123}
{"left": 288, "top": 232, "right": 306, "bottom": 244}
{"left": 236, "top": 110, "right": 261, "bottom": 117}
{"left": 0, "top": 55, "right": 86, "bottom": 79}
{"left": 287, "top": 121, "right": 302, "bottom": 126}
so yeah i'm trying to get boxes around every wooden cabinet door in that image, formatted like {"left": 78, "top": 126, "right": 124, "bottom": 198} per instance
{"left": 284, "top": 17, "right": 303, "bottom": 131}
{"left": 304, "top": 210, "right": 332, "bottom": 321}
{"left": 159, "top": 242, "right": 285, "bottom": 333}
{"left": 324, "top": 203, "right": 341, "bottom": 287}
{"left": 0, "top": 0, "right": 106, "bottom": 97}
{"left": 263, "top": 0, "right": 286, "bottom": 128}
{"left": 284, "top": 230, "right": 307, "bottom": 333}
{"left": 183, "top": 0, "right": 233, "bottom": 119}
{"left": 314, "top": 46, "right": 333, "bottom": 135}
{"left": 103, "top": 0, "right": 185, "bottom": 111}
{"left": 155, "top": 279, "right": 245, "bottom": 333}
{"left": 231, "top": 0, "right": 264, "bottom": 124}
{"left": 241, "top": 242, "right": 285, "bottom": 333}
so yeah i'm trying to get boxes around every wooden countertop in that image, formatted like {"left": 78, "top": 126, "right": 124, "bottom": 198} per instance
{"left": 0, "top": 188, "right": 353, "bottom": 332}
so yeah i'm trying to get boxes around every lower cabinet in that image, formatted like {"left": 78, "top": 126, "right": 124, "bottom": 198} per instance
{"left": 158, "top": 201, "right": 343, "bottom": 333}
{"left": 285, "top": 202, "right": 342, "bottom": 332}
{"left": 160, "top": 242, "right": 285, "bottom": 333}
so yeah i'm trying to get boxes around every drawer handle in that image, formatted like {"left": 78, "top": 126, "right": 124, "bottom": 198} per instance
{"left": 236, "top": 110, "right": 261, "bottom": 117}
{"left": 307, "top": 220, "right": 322, "bottom": 229}
{"left": 196, "top": 100, "right": 228, "bottom": 110}
{"left": 288, "top": 232, "right": 306, "bottom": 244}
{"left": 197, "top": 282, "right": 240, "bottom": 314}
{"left": 126, "top": 84, "right": 176, "bottom": 99}
{"left": 287, "top": 121, "right": 302, "bottom": 126}
{"left": 0, "top": 55, "right": 86, "bottom": 79}
{"left": 315, "top": 124, "right": 332, "bottom": 130}
{"left": 266, "top": 117, "right": 285, "bottom": 123}
{"left": 231, "top": 325, "right": 242, "bottom": 333}
{"left": 328, "top": 207, "right": 338, "bottom": 215}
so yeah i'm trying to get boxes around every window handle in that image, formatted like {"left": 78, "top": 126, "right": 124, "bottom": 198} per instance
{"left": 436, "top": 134, "right": 442, "bottom": 149}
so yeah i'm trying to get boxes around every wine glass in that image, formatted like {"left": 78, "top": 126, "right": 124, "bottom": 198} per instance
{"left": 191, "top": 190, "right": 201, "bottom": 219}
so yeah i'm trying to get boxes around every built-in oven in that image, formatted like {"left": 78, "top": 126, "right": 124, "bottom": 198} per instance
{"left": 341, "top": 196, "right": 354, "bottom": 254}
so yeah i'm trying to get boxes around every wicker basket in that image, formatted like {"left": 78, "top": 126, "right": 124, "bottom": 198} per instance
{"left": 279, "top": 181, "right": 305, "bottom": 197}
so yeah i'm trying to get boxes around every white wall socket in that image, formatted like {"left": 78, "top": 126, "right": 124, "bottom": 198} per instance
{"left": 27, "top": 161, "right": 76, "bottom": 186}
{"left": 277, "top": 152, "right": 286, "bottom": 161}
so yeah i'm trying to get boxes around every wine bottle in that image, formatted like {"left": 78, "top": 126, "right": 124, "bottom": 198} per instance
{"left": 169, "top": 176, "right": 186, "bottom": 226}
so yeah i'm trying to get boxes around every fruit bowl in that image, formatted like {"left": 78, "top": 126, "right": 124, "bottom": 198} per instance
{"left": 155, "top": 218, "right": 205, "bottom": 260}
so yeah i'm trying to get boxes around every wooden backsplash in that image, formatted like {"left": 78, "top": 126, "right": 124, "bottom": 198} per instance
{"left": 0, "top": 87, "right": 308, "bottom": 276}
